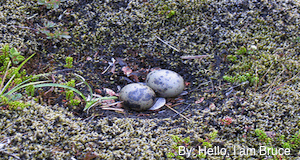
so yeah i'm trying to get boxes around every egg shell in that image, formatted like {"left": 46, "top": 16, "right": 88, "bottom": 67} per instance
{"left": 146, "top": 69, "right": 185, "bottom": 97}
{"left": 119, "top": 83, "right": 156, "bottom": 111}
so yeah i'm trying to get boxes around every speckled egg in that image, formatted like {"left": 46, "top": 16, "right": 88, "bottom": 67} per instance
{"left": 119, "top": 83, "right": 156, "bottom": 111}
{"left": 146, "top": 69, "right": 185, "bottom": 97}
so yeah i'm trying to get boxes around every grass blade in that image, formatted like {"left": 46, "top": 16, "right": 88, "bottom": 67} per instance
{"left": 0, "top": 61, "right": 12, "bottom": 93}
{"left": 0, "top": 54, "right": 35, "bottom": 95}
{"left": 4, "top": 80, "right": 51, "bottom": 97}
{"left": 4, "top": 71, "right": 59, "bottom": 96}
{"left": 15, "top": 53, "right": 35, "bottom": 75}
{"left": 1, "top": 74, "right": 15, "bottom": 95}
{"left": 83, "top": 96, "right": 118, "bottom": 111}
{"left": 34, "top": 83, "right": 87, "bottom": 101}
{"left": 73, "top": 73, "right": 93, "bottom": 98}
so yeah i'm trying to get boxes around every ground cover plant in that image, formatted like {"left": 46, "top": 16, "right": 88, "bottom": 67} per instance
{"left": 0, "top": 44, "right": 117, "bottom": 112}
{"left": 1, "top": 0, "right": 300, "bottom": 159}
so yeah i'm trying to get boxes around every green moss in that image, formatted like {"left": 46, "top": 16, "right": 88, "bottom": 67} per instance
{"left": 281, "top": 130, "right": 300, "bottom": 149}
{"left": 64, "top": 57, "right": 74, "bottom": 69}
{"left": 0, "top": 95, "right": 9, "bottom": 104}
{"left": 1, "top": 0, "right": 300, "bottom": 159}
{"left": 235, "top": 46, "right": 247, "bottom": 55}
{"left": 227, "top": 55, "right": 237, "bottom": 62}
{"left": 65, "top": 89, "right": 74, "bottom": 100}
{"left": 69, "top": 98, "right": 81, "bottom": 105}
{"left": 255, "top": 129, "right": 271, "bottom": 144}
{"left": 25, "top": 84, "right": 35, "bottom": 97}
{"left": 168, "top": 130, "right": 218, "bottom": 159}
{"left": 8, "top": 100, "right": 30, "bottom": 110}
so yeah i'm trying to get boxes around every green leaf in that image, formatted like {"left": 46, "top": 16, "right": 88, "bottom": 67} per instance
{"left": 9, "top": 47, "right": 19, "bottom": 57}
{"left": 73, "top": 73, "right": 93, "bottom": 99}
{"left": 184, "top": 137, "right": 190, "bottom": 143}
{"left": 167, "top": 152, "right": 175, "bottom": 158}
{"left": 14, "top": 53, "right": 35, "bottom": 75}
{"left": 2, "top": 71, "right": 57, "bottom": 97}
{"left": 16, "top": 55, "right": 25, "bottom": 62}
{"left": 0, "top": 61, "right": 13, "bottom": 95}
{"left": 46, "top": 4, "right": 52, "bottom": 9}
{"left": 12, "top": 60, "right": 19, "bottom": 65}
{"left": 2, "top": 44, "right": 10, "bottom": 56}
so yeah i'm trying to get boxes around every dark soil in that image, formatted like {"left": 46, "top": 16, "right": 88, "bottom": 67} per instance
{"left": 17, "top": 0, "right": 226, "bottom": 120}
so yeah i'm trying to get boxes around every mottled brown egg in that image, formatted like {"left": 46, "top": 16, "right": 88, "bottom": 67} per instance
{"left": 146, "top": 69, "right": 184, "bottom": 97}
{"left": 119, "top": 83, "right": 156, "bottom": 111}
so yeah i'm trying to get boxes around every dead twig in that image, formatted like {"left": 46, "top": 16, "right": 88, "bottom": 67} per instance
{"left": 189, "top": 81, "right": 211, "bottom": 93}
{"left": 255, "top": 62, "right": 273, "bottom": 92}
{"left": 101, "top": 107, "right": 124, "bottom": 112}
{"left": 12, "top": 25, "right": 38, "bottom": 32}
{"left": 165, "top": 104, "right": 190, "bottom": 121}
{"left": 169, "top": 102, "right": 184, "bottom": 108}
{"left": 83, "top": 113, "right": 104, "bottom": 122}
{"left": 83, "top": 144, "right": 99, "bottom": 160}
{"left": 155, "top": 36, "right": 180, "bottom": 52}
{"left": 265, "top": 70, "right": 300, "bottom": 102}
{"left": 263, "top": 65, "right": 286, "bottom": 101}
{"left": 86, "top": 94, "right": 122, "bottom": 113}
{"left": 0, "top": 138, "right": 20, "bottom": 160}
{"left": 263, "top": 67, "right": 285, "bottom": 94}
{"left": 101, "top": 58, "right": 116, "bottom": 74}
{"left": 180, "top": 55, "right": 209, "bottom": 60}
{"left": 173, "top": 104, "right": 191, "bottom": 118}
{"left": 0, "top": 149, "right": 20, "bottom": 160}
{"left": 275, "top": 70, "right": 300, "bottom": 89}
{"left": 100, "top": 101, "right": 123, "bottom": 108}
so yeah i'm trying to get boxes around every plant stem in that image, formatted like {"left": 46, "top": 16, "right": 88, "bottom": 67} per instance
{"left": 0, "top": 61, "right": 12, "bottom": 95}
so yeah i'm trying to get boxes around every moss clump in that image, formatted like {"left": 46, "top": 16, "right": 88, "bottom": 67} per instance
{"left": 7, "top": 100, "right": 30, "bottom": 110}
{"left": 64, "top": 56, "right": 73, "bottom": 68}
{"left": 1, "top": 0, "right": 300, "bottom": 159}
{"left": 255, "top": 129, "right": 272, "bottom": 144}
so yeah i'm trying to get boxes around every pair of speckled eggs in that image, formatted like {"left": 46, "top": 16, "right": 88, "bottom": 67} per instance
{"left": 119, "top": 69, "right": 185, "bottom": 111}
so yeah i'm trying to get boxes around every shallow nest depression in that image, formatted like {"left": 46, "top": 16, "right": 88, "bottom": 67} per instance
{"left": 1, "top": 0, "right": 300, "bottom": 159}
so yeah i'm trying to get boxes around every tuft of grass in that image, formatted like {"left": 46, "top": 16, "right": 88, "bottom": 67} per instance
{"left": 0, "top": 45, "right": 36, "bottom": 109}
{"left": 289, "top": 130, "right": 300, "bottom": 149}
{"left": 0, "top": 47, "right": 35, "bottom": 97}
{"left": 167, "top": 135, "right": 191, "bottom": 159}
{"left": 0, "top": 45, "right": 116, "bottom": 111}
